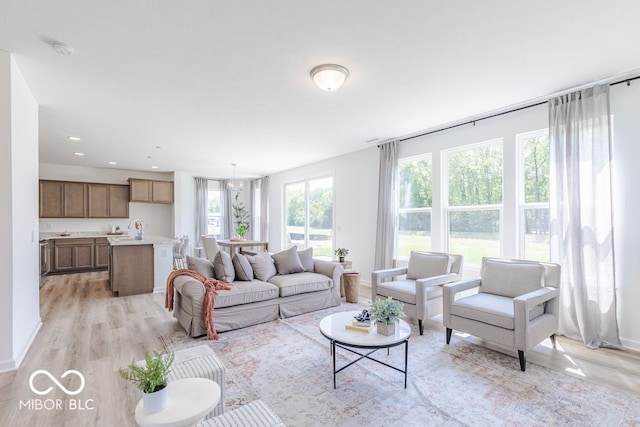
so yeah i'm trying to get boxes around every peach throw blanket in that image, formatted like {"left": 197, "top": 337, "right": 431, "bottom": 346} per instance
{"left": 165, "top": 269, "right": 233, "bottom": 340}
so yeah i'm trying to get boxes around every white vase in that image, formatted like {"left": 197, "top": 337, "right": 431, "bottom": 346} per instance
{"left": 376, "top": 321, "right": 396, "bottom": 336}
{"left": 142, "top": 385, "right": 168, "bottom": 414}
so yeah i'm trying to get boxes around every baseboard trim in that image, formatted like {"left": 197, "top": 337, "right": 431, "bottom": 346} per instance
{"left": 621, "top": 336, "right": 640, "bottom": 352}
{"left": 0, "top": 318, "right": 42, "bottom": 373}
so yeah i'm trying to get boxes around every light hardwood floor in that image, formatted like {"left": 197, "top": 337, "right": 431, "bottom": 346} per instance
{"left": 1, "top": 273, "right": 638, "bottom": 427}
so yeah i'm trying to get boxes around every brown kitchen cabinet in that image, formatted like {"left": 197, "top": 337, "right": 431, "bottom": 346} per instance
{"left": 87, "top": 184, "right": 129, "bottom": 218}
{"left": 40, "top": 180, "right": 130, "bottom": 218}
{"left": 94, "top": 238, "right": 110, "bottom": 268}
{"left": 109, "top": 243, "right": 154, "bottom": 296}
{"left": 52, "top": 238, "right": 95, "bottom": 272}
{"left": 128, "top": 178, "right": 173, "bottom": 204}
{"left": 48, "top": 238, "right": 109, "bottom": 274}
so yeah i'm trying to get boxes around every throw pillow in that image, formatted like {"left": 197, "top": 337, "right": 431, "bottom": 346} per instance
{"left": 406, "top": 251, "right": 451, "bottom": 280}
{"left": 271, "top": 246, "right": 304, "bottom": 275}
{"left": 186, "top": 255, "right": 215, "bottom": 278}
{"left": 480, "top": 259, "right": 544, "bottom": 298}
{"left": 297, "top": 247, "right": 314, "bottom": 272}
{"left": 247, "top": 252, "right": 277, "bottom": 282}
{"left": 214, "top": 250, "right": 235, "bottom": 282}
{"left": 233, "top": 254, "right": 254, "bottom": 281}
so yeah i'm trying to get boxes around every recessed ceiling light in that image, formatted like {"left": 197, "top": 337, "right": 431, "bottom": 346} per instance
{"left": 108, "top": 161, "right": 117, "bottom": 165}
{"left": 67, "top": 136, "right": 81, "bottom": 141}
{"left": 73, "top": 152, "right": 84, "bottom": 156}
{"left": 151, "top": 165, "right": 158, "bottom": 169}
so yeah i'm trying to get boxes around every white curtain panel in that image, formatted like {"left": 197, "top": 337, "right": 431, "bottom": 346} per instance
{"left": 221, "top": 181, "right": 233, "bottom": 239}
{"left": 549, "top": 84, "right": 622, "bottom": 349}
{"left": 250, "top": 176, "right": 269, "bottom": 242}
{"left": 374, "top": 140, "right": 399, "bottom": 270}
{"left": 194, "top": 177, "right": 209, "bottom": 248}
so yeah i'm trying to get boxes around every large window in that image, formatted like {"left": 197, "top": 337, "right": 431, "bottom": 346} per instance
{"left": 519, "top": 130, "right": 550, "bottom": 261}
{"left": 397, "top": 155, "right": 432, "bottom": 258}
{"left": 284, "top": 176, "right": 334, "bottom": 257}
{"left": 207, "top": 181, "right": 221, "bottom": 237}
{"left": 445, "top": 140, "right": 503, "bottom": 265}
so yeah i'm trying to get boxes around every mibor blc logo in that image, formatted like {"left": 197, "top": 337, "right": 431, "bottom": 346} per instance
{"left": 20, "top": 369, "right": 95, "bottom": 411}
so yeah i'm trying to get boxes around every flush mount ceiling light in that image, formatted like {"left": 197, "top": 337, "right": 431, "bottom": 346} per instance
{"left": 51, "top": 42, "right": 74, "bottom": 56}
{"left": 310, "top": 64, "right": 349, "bottom": 91}
{"left": 67, "top": 136, "right": 81, "bottom": 141}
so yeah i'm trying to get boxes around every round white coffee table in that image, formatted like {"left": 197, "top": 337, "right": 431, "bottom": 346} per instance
{"left": 135, "top": 378, "right": 221, "bottom": 427}
{"left": 319, "top": 310, "right": 411, "bottom": 389}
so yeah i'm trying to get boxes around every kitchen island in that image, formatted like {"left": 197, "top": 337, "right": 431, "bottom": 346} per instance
{"left": 108, "top": 235, "right": 177, "bottom": 296}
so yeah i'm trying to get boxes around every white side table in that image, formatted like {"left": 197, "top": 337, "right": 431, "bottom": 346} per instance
{"left": 135, "top": 378, "right": 221, "bottom": 427}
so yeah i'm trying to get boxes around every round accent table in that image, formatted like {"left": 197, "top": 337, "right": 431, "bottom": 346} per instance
{"left": 319, "top": 310, "right": 411, "bottom": 389}
{"left": 135, "top": 378, "right": 221, "bottom": 427}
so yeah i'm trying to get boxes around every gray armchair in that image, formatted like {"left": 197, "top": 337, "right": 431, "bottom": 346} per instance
{"left": 443, "top": 257, "right": 560, "bottom": 371}
{"left": 372, "top": 251, "right": 463, "bottom": 335}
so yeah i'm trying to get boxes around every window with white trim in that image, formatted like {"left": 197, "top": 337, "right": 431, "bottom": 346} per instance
{"left": 397, "top": 155, "right": 432, "bottom": 259}
{"left": 284, "top": 176, "right": 334, "bottom": 257}
{"left": 518, "top": 130, "right": 550, "bottom": 261}
{"left": 207, "top": 181, "right": 221, "bottom": 238}
{"left": 444, "top": 139, "right": 503, "bottom": 266}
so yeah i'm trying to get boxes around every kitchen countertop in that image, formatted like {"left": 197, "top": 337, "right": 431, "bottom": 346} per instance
{"left": 107, "top": 235, "right": 178, "bottom": 246}
{"left": 40, "top": 231, "right": 127, "bottom": 240}
{"left": 40, "top": 232, "right": 178, "bottom": 247}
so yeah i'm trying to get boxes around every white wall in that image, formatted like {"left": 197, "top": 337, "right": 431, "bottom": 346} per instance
{"left": 267, "top": 147, "right": 379, "bottom": 285}
{"left": 0, "top": 51, "right": 41, "bottom": 372}
{"left": 38, "top": 163, "right": 174, "bottom": 238}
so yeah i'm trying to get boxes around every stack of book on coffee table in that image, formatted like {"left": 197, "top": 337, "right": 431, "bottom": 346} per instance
{"left": 345, "top": 310, "right": 372, "bottom": 332}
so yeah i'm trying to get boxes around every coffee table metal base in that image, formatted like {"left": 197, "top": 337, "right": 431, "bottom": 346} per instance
{"left": 329, "top": 339, "right": 409, "bottom": 389}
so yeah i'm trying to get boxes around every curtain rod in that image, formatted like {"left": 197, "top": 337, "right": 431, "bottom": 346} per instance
{"left": 396, "top": 75, "right": 640, "bottom": 144}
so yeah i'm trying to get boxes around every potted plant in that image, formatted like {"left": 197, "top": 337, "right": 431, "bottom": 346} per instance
{"left": 369, "top": 296, "right": 405, "bottom": 336}
{"left": 334, "top": 248, "right": 349, "bottom": 263}
{"left": 119, "top": 350, "right": 174, "bottom": 414}
{"left": 232, "top": 192, "right": 250, "bottom": 241}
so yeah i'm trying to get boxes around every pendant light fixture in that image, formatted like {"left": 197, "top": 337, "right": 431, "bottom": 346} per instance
{"left": 227, "top": 163, "right": 243, "bottom": 191}
{"left": 310, "top": 64, "right": 349, "bottom": 91}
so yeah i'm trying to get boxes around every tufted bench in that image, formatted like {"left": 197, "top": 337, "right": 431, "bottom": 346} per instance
{"left": 195, "top": 400, "right": 285, "bottom": 427}
{"left": 169, "top": 345, "right": 226, "bottom": 418}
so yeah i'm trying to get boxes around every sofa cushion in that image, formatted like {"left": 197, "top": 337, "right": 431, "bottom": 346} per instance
{"left": 481, "top": 259, "right": 543, "bottom": 298}
{"left": 451, "top": 292, "right": 545, "bottom": 330}
{"left": 297, "top": 247, "right": 314, "bottom": 272}
{"left": 186, "top": 255, "right": 215, "bottom": 279}
{"left": 214, "top": 280, "right": 279, "bottom": 308}
{"left": 406, "top": 251, "right": 451, "bottom": 280}
{"left": 271, "top": 246, "right": 304, "bottom": 275}
{"left": 268, "top": 272, "right": 333, "bottom": 297}
{"left": 214, "top": 251, "right": 235, "bottom": 282}
{"left": 247, "top": 252, "right": 277, "bottom": 281}
{"left": 232, "top": 254, "right": 254, "bottom": 281}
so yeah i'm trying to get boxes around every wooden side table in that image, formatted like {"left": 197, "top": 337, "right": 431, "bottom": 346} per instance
{"left": 343, "top": 272, "right": 361, "bottom": 303}
{"left": 135, "top": 378, "right": 221, "bottom": 427}
{"left": 333, "top": 260, "right": 352, "bottom": 297}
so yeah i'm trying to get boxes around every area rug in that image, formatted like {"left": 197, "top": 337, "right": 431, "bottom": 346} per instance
{"left": 161, "top": 304, "right": 640, "bottom": 426}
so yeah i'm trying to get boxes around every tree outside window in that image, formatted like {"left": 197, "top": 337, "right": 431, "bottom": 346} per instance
{"left": 519, "top": 131, "right": 550, "bottom": 261}
{"left": 445, "top": 140, "right": 503, "bottom": 265}
{"left": 284, "top": 176, "right": 333, "bottom": 257}
{"left": 397, "top": 155, "right": 432, "bottom": 258}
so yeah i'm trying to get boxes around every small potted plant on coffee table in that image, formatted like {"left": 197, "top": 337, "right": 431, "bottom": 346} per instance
{"left": 369, "top": 296, "right": 405, "bottom": 336}
{"left": 119, "top": 350, "right": 174, "bottom": 414}
{"left": 334, "top": 247, "right": 349, "bottom": 263}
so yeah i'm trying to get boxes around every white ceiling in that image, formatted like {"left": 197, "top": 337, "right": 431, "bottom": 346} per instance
{"left": 2, "top": 1, "right": 640, "bottom": 179}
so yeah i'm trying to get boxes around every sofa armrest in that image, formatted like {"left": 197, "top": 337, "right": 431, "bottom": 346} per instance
{"left": 173, "top": 275, "right": 206, "bottom": 300}
{"left": 513, "top": 287, "right": 559, "bottom": 330}
{"left": 371, "top": 267, "right": 408, "bottom": 300}
{"left": 442, "top": 278, "right": 481, "bottom": 327}
{"left": 313, "top": 259, "right": 344, "bottom": 289}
